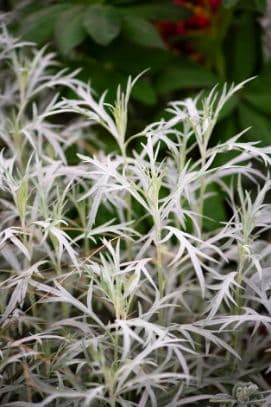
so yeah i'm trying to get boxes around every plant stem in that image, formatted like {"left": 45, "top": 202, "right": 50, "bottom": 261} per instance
{"left": 56, "top": 259, "right": 69, "bottom": 318}
{"left": 232, "top": 246, "right": 246, "bottom": 368}
{"left": 198, "top": 143, "right": 208, "bottom": 236}
{"left": 121, "top": 145, "right": 133, "bottom": 261}
{"left": 198, "top": 175, "right": 206, "bottom": 236}
{"left": 155, "top": 225, "right": 165, "bottom": 325}
{"left": 157, "top": 242, "right": 164, "bottom": 299}
{"left": 125, "top": 192, "right": 132, "bottom": 261}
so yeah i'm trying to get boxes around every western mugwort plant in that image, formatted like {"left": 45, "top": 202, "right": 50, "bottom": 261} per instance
{"left": 0, "top": 25, "right": 271, "bottom": 406}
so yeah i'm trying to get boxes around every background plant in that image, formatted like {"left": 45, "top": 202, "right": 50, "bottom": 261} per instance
{"left": 1, "top": 0, "right": 269, "bottom": 139}
{"left": 1, "top": 28, "right": 271, "bottom": 406}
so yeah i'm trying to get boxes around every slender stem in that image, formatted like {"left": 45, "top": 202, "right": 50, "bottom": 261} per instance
{"left": 121, "top": 144, "right": 133, "bottom": 261}
{"left": 227, "top": 242, "right": 246, "bottom": 371}
{"left": 155, "top": 225, "right": 165, "bottom": 325}
{"left": 235, "top": 253, "right": 245, "bottom": 314}
{"left": 21, "top": 216, "right": 38, "bottom": 318}
{"left": 110, "top": 395, "right": 116, "bottom": 407}
{"left": 198, "top": 175, "right": 206, "bottom": 236}
{"left": 179, "top": 137, "right": 187, "bottom": 175}
{"left": 198, "top": 142, "right": 208, "bottom": 236}
{"left": 156, "top": 242, "right": 164, "bottom": 299}
{"left": 56, "top": 258, "right": 69, "bottom": 318}
{"left": 232, "top": 246, "right": 246, "bottom": 363}
{"left": 125, "top": 192, "right": 133, "bottom": 261}
{"left": 81, "top": 202, "right": 89, "bottom": 257}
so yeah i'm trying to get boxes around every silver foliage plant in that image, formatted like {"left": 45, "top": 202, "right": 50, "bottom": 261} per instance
{"left": 0, "top": 27, "right": 271, "bottom": 407}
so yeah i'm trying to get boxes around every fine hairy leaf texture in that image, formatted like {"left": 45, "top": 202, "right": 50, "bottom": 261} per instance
{"left": 0, "top": 27, "right": 271, "bottom": 406}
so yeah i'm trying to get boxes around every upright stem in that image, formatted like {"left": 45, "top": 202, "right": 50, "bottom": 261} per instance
{"left": 81, "top": 202, "right": 89, "bottom": 257}
{"left": 125, "top": 192, "right": 132, "bottom": 261}
{"left": 21, "top": 215, "right": 38, "bottom": 318}
{"left": 195, "top": 147, "right": 207, "bottom": 361}
{"left": 198, "top": 175, "right": 206, "bottom": 236}
{"left": 56, "top": 258, "right": 69, "bottom": 318}
{"left": 155, "top": 223, "right": 165, "bottom": 325}
{"left": 197, "top": 129, "right": 213, "bottom": 236}
{"left": 232, "top": 246, "right": 246, "bottom": 363}
{"left": 235, "top": 248, "right": 245, "bottom": 314}
{"left": 156, "top": 242, "right": 164, "bottom": 299}
{"left": 154, "top": 215, "right": 164, "bottom": 295}
{"left": 121, "top": 144, "right": 133, "bottom": 261}
{"left": 198, "top": 142, "right": 208, "bottom": 236}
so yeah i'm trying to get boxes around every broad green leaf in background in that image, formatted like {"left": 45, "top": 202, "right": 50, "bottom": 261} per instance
{"left": 55, "top": 6, "right": 86, "bottom": 55}
{"left": 255, "top": 0, "right": 267, "bottom": 11}
{"left": 238, "top": 102, "right": 271, "bottom": 145}
{"left": 203, "top": 183, "right": 227, "bottom": 231}
{"left": 95, "top": 42, "right": 170, "bottom": 75}
{"left": 230, "top": 15, "right": 257, "bottom": 82}
{"left": 83, "top": 5, "right": 121, "bottom": 46}
{"left": 122, "top": 15, "right": 165, "bottom": 49}
{"left": 120, "top": 3, "right": 190, "bottom": 21}
{"left": 157, "top": 63, "right": 218, "bottom": 94}
{"left": 237, "top": 0, "right": 267, "bottom": 11}
{"left": 243, "top": 65, "right": 271, "bottom": 115}
{"left": 218, "top": 94, "right": 239, "bottom": 121}
{"left": 21, "top": 4, "right": 66, "bottom": 44}
{"left": 244, "top": 92, "right": 271, "bottom": 116}
{"left": 223, "top": 0, "right": 266, "bottom": 9}
{"left": 223, "top": 0, "right": 241, "bottom": 8}
{"left": 132, "top": 79, "right": 157, "bottom": 106}
{"left": 213, "top": 116, "right": 239, "bottom": 167}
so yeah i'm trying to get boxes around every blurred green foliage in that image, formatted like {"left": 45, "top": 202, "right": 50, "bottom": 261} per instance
{"left": 3, "top": 0, "right": 271, "bottom": 228}
{"left": 6, "top": 0, "right": 269, "bottom": 139}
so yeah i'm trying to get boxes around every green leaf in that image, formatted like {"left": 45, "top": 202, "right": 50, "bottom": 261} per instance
{"left": 230, "top": 15, "right": 257, "bottom": 82}
{"left": 122, "top": 16, "right": 165, "bottom": 49}
{"left": 238, "top": 102, "right": 271, "bottom": 145}
{"left": 255, "top": 0, "right": 267, "bottom": 11}
{"left": 254, "top": 0, "right": 267, "bottom": 12}
{"left": 218, "top": 94, "right": 239, "bottom": 121}
{"left": 244, "top": 93, "right": 271, "bottom": 115}
{"left": 213, "top": 116, "right": 238, "bottom": 167}
{"left": 21, "top": 4, "right": 66, "bottom": 44}
{"left": 237, "top": 0, "right": 267, "bottom": 11}
{"left": 95, "top": 41, "right": 170, "bottom": 74}
{"left": 55, "top": 6, "right": 86, "bottom": 55}
{"left": 242, "top": 66, "right": 271, "bottom": 115}
{"left": 223, "top": 0, "right": 240, "bottom": 8}
{"left": 120, "top": 3, "right": 190, "bottom": 21}
{"left": 83, "top": 5, "right": 121, "bottom": 46}
{"left": 157, "top": 63, "right": 218, "bottom": 94}
{"left": 132, "top": 80, "right": 157, "bottom": 106}
{"left": 203, "top": 184, "right": 227, "bottom": 231}
{"left": 226, "top": 0, "right": 265, "bottom": 10}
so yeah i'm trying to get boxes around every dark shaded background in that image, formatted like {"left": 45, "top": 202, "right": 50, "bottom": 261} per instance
{"left": 2, "top": 1, "right": 269, "bottom": 140}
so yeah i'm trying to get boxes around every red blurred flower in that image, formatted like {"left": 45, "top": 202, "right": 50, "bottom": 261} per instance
{"left": 175, "top": 22, "right": 187, "bottom": 35}
{"left": 157, "top": 21, "right": 177, "bottom": 37}
{"left": 157, "top": 0, "right": 222, "bottom": 55}
{"left": 209, "top": 0, "right": 221, "bottom": 12}
{"left": 185, "top": 14, "right": 209, "bottom": 29}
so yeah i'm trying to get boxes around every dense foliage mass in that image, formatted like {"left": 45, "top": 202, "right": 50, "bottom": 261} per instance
{"left": 1, "top": 29, "right": 271, "bottom": 406}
